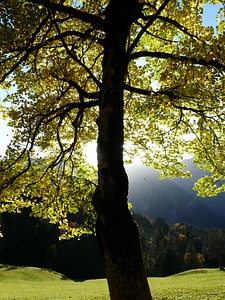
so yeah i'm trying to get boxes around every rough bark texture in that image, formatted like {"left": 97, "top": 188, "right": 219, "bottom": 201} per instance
{"left": 92, "top": 1, "right": 152, "bottom": 299}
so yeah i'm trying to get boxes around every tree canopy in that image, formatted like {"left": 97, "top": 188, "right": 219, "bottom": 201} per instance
{"left": 1, "top": 1, "right": 224, "bottom": 220}
{"left": 0, "top": 1, "right": 225, "bottom": 298}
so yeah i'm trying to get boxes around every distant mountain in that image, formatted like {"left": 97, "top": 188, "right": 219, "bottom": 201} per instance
{"left": 126, "top": 159, "right": 225, "bottom": 229}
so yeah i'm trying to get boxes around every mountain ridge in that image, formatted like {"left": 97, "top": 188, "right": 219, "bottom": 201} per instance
{"left": 126, "top": 159, "right": 225, "bottom": 228}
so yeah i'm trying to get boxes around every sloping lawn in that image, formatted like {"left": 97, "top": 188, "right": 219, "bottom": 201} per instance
{"left": 149, "top": 268, "right": 225, "bottom": 300}
{"left": 0, "top": 264, "right": 225, "bottom": 299}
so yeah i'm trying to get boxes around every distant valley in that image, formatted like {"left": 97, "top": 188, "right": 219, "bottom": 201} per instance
{"left": 126, "top": 159, "right": 225, "bottom": 228}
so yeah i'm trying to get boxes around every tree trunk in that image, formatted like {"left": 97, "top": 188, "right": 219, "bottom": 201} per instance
{"left": 92, "top": 1, "right": 152, "bottom": 299}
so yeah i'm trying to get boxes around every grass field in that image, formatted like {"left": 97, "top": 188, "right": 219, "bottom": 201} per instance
{"left": 0, "top": 264, "right": 225, "bottom": 299}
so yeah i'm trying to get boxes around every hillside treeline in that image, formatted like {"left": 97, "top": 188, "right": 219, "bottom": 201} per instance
{"left": 0, "top": 210, "right": 225, "bottom": 279}
{"left": 136, "top": 213, "right": 225, "bottom": 277}
{"left": 0, "top": 210, "right": 105, "bottom": 279}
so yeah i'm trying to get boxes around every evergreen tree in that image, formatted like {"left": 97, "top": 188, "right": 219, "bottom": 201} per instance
{"left": 203, "top": 229, "right": 225, "bottom": 269}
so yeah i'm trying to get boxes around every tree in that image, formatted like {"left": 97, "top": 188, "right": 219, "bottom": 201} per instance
{"left": 158, "top": 237, "right": 182, "bottom": 276}
{"left": 1, "top": 209, "right": 58, "bottom": 267}
{"left": 203, "top": 228, "right": 225, "bottom": 269}
{"left": 153, "top": 216, "right": 170, "bottom": 235}
{"left": 0, "top": 1, "right": 225, "bottom": 299}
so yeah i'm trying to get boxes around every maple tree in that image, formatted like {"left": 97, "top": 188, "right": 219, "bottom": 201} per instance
{"left": 0, "top": 0, "right": 225, "bottom": 299}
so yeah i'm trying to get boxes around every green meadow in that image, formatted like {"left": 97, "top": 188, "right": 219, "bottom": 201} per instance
{"left": 0, "top": 264, "right": 224, "bottom": 299}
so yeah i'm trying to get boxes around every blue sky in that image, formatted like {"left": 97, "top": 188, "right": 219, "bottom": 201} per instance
{"left": 0, "top": 3, "right": 223, "bottom": 157}
{"left": 202, "top": 3, "right": 223, "bottom": 27}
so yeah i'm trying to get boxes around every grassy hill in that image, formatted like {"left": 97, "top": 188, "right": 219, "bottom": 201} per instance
{"left": 0, "top": 264, "right": 108, "bottom": 300}
{"left": 0, "top": 264, "right": 224, "bottom": 299}
{"left": 150, "top": 269, "right": 225, "bottom": 300}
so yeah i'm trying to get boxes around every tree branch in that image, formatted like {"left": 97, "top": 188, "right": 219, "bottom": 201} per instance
{"left": 130, "top": 51, "right": 225, "bottom": 70}
{"left": 124, "top": 83, "right": 212, "bottom": 114}
{"left": 128, "top": 0, "right": 171, "bottom": 53}
{"left": 35, "top": 100, "right": 99, "bottom": 124}
{"left": 0, "top": 14, "right": 51, "bottom": 83}
{"left": 26, "top": 0, "right": 105, "bottom": 30}
{"left": 51, "top": 16, "right": 101, "bottom": 88}
{"left": 157, "top": 15, "right": 198, "bottom": 39}
{"left": 60, "top": 78, "right": 100, "bottom": 99}
{"left": 124, "top": 82, "right": 151, "bottom": 96}
{"left": 140, "top": 7, "right": 198, "bottom": 40}
{"left": 1, "top": 151, "right": 31, "bottom": 189}
{"left": 0, "top": 28, "right": 103, "bottom": 84}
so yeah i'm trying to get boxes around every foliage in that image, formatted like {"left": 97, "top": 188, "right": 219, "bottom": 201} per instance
{"left": 0, "top": 154, "right": 97, "bottom": 238}
{"left": 0, "top": 0, "right": 225, "bottom": 234}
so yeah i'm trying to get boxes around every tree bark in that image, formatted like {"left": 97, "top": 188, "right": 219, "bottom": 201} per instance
{"left": 92, "top": 1, "right": 152, "bottom": 299}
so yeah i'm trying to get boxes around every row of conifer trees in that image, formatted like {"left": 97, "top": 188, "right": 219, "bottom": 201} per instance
{"left": 0, "top": 210, "right": 225, "bottom": 279}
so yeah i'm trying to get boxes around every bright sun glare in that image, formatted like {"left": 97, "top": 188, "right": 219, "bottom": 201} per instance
{"left": 83, "top": 141, "right": 192, "bottom": 168}
{"left": 84, "top": 141, "right": 98, "bottom": 167}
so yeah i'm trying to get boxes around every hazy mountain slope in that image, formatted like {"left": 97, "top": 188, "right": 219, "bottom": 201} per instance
{"left": 126, "top": 159, "right": 225, "bottom": 228}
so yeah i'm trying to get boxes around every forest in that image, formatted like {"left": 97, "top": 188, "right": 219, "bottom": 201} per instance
{"left": 0, "top": 210, "right": 224, "bottom": 279}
